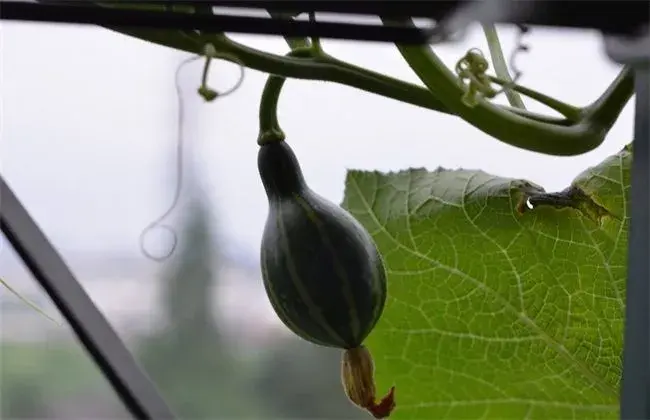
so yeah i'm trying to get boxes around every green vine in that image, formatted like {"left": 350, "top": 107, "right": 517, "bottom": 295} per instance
{"left": 257, "top": 13, "right": 322, "bottom": 145}
{"left": 454, "top": 48, "right": 581, "bottom": 121}
{"left": 257, "top": 48, "right": 314, "bottom": 145}
{"left": 112, "top": 27, "right": 581, "bottom": 125}
{"left": 92, "top": 3, "right": 633, "bottom": 156}
{"left": 382, "top": 17, "right": 633, "bottom": 155}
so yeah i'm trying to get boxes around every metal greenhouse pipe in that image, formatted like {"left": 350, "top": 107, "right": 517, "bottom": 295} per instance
{"left": 0, "top": 178, "right": 176, "bottom": 420}
{"left": 620, "top": 67, "right": 650, "bottom": 420}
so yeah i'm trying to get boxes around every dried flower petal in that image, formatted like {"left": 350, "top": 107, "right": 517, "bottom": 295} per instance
{"left": 341, "top": 346, "right": 396, "bottom": 418}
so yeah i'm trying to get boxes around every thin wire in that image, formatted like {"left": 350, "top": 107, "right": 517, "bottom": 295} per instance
{"left": 492, "top": 24, "right": 530, "bottom": 97}
{"left": 139, "top": 52, "right": 245, "bottom": 262}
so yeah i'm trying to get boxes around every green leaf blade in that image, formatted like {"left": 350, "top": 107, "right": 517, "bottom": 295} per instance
{"left": 341, "top": 148, "right": 630, "bottom": 419}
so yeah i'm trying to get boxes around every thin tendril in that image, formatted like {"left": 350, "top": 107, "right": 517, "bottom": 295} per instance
{"left": 0, "top": 277, "right": 61, "bottom": 325}
{"left": 219, "top": 63, "right": 246, "bottom": 97}
{"left": 139, "top": 50, "right": 246, "bottom": 262}
{"left": 198, "top": 44, "right": 247, "bottom": 101}
{"left": 139, "top": 55, "right": 196, "bottom": 262}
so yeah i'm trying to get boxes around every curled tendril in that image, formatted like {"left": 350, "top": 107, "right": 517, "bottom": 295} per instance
{"left": 139, "top": 44, "right": 245, "bottom": 262}
{"left": 455, "top": 48, "right": 497, "bottom": 107}
{"left": 509, "top": 24, "right": 531, "bottom": 83}
{"left": 198, "top": 43, "right": 246, "bottom": 102}
{"left": 455, "top": 25, "right": 531, "bottom": 107}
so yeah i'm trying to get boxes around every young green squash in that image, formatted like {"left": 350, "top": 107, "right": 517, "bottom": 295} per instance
{"left": 258, "top": 140, "right": 387, "bottom": 349}
{"left": 257, "top": 139, "right": 396, "bottom": 418}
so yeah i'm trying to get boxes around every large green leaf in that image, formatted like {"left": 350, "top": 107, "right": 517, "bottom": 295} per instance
{"left": 341, "top": 144, "right": 631, "bottom": 419}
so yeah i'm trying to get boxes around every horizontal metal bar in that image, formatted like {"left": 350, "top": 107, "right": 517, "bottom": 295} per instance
{"left": 38, "top": 0, "right": 466, "bottom": 19}
{"left": 0, "top": 176, "right": 176, "bottom": 420}
{"left": 620, "top": 66, "right": 650, "bottom": 420}
{"left": 516, "top": 0, "right": 647, "bottom": 35}
{"left": 0, "top": 1, "right": 431, "bottom": 44}
{"left": 1, "top": 0, "right": 647, "bottom": 38}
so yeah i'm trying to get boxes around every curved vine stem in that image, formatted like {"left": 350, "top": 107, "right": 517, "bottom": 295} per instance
{"left": 258, "top": 14, "right": 322, "bottom": 145}
{"left": 579, "top": 66, "right": 636, "bottom": 133}
{"left": 381, "top": 17, "right": 634, "bottom": 156}
{"left": 257, "top": 48, "right": 314, "bottom": 144}
{"left": 104, "top": 26, "right": 573, "bottom": 126}
{"left": 93, "top": 6, "right": 633, "bottom": 155}
{"left": 217, "top": 34, "right": 583, "bottom": 126}
{"left": 257, "top": 70, "right": 286, "bottom": 145}
{"left": 488, "top": 76, "right": 581, "bottom": 122}
{"left": 481, "top": 23, "right": 526, "bottom": 109}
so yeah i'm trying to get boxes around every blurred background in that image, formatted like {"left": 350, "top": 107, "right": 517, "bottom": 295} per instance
{"left": 0, "top": 11, "right": 634, "bottom": 420}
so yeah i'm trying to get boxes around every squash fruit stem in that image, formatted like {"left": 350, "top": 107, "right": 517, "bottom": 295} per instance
{"left": 341, "top": 346, "right": 396, "bottom": 419}
{"left": 257, "top": 47, "right": 314, "bottom": 145}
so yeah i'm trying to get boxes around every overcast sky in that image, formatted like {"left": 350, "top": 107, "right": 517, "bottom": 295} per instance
{"left": 0, "top": 19, "right": 635, "bottom": 264}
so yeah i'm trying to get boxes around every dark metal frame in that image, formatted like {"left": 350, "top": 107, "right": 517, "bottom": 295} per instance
{"left": 0, "top": 179, "right": 176, "bottom": 419}
{"left": 1, "top": 1, "right": 648, "bottom": 419}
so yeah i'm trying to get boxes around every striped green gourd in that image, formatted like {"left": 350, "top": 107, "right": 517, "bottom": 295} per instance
{"left": 257, "top": 139, "right": 387, "bottom": 349}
